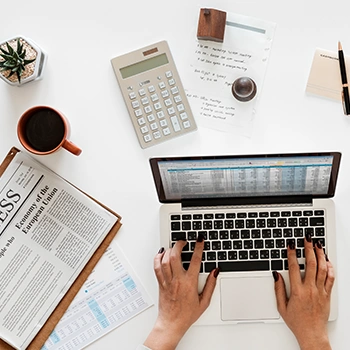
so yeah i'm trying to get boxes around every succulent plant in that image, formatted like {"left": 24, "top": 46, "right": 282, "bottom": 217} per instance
{"left": 0, "top": 38, "right": 36, "bottom": 83}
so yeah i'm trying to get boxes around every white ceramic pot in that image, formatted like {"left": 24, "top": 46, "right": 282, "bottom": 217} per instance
{"left": 0, "top": 35, "right": 47, "bottom": 86}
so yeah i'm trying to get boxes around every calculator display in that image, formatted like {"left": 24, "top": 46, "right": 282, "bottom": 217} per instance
{"left": 120, "top": 53, "right": 169, "bottom": 79}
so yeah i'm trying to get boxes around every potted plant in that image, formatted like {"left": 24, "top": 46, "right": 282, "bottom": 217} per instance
{"left": 0, "top": 35, "right": 47, "bottom": 86}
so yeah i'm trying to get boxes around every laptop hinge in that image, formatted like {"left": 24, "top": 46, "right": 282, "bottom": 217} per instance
{"left": 181, "top": 195, "right": 313, "bottom": 210}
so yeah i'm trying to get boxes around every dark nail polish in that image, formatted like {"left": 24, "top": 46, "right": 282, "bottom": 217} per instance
{"left": 213, "top": 267, "right": 220, "bottom": 278}
{"left": 316, "top": 240, "right": 323, "bottom": 249}
{"left": 197, "top": 233, "right": 204, "bottom": 242}
{"left": 158, "top": 247, "right": 165, "bottom": 254}
{"left": 325, "top": 254, "right": 329, "bottom": 262}
{"left": 272, "top": 271, "right": 279, "bottom": 282}
{"left": 305, "top": 233, "right": 312, "bottom": 243}
{"left": 288, "top": 241, "right": 295, "bottom": 250}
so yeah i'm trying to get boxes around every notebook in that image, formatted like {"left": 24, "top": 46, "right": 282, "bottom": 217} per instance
{"left": 150, "top": 152, "right": 341, "bottom": 324}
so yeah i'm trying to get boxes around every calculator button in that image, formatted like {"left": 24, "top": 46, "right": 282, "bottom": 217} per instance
{"left": 147, "top": 114, "right": 156, "bottom": 122}
{"left": 164, "top": 98, "right": 172, "bottom": 107}
{"left": 138, "top": 88, "right": 146, "bottom": 96}
{"left": 141, "top": 126, "right": 149, "bottom": 134}
{"left": 150, "top": 122, "right": 158, "bottom": 130}
{"left": 154, "top": 102, "right": 162, "bottom": 110}
{"left": 160, "top": 119, "right": 167, "bottom": 127}
{"left": 183, "top": 120, "right": 191, "bottom": 128}
{"left": 158, "top": 82, "right": 166, "bottom": 89}
{"left": 170, "top": 116, "right": 181, "bottom": 132}
{"left": 165, "top": 71, "right": 173, "bottom": 78}
{"left": 163, "top": 127, "right": 171, "bottom": 136}
{"left": 129, "top": 92, "right": 137, "bottom": 99}
{"left": 131, "top": 100, "right": 140, "bottom": 108}
{"left": 180, "top": 112, "right": 188, "bottom": 120}
{"left": 161, "top": 90, "right": 169, "bottom": 98}
{"left": 135, "top": 109, "right": 142, "bottom": 117}
{"left": 148, "top": 85, "right": 155, "bottom": 93}
{"left": 174, "top": 95, "right": 182, "bottom": 103}
{"left": 168, "top": 78, "right": 175, "bottom": 86}
{"left": 157, "top": 111, "right": 165, "bottom": 119}
{"left": 167, "top": 107, "right": 175, "bottom": 115}
{"left": 153, "top": 131, "right": 161, "bottom": 139}
{"left": 144, "top": 134, "right": 152, "bottom": 142}
{"left": 141, "top": 97, "right": 149, "bottom": 105}
{"left": 144, "top": 105, "right": 152, "bottom": 114}
{"left": 171, "top": 86, "right": 179, "bottom": 94}
{"left": 177, "top": 104, "right": 185, "bottom": 112}
{"left": 151, "top": 93, "right": 159, "bottom": 102}
{"left": 137, "top": 117, "right": 146, "bottom": 125}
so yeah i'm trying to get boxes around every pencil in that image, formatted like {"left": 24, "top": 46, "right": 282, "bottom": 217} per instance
{"left": 338, "top": 41, "right": 350, "bottom": 115}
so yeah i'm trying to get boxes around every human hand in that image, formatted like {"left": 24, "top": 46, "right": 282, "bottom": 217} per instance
{"left": 273, "top": 235, "right": 335, "bottom": 350}
{"left": 144, "top": 236, "right": 219, "bottom": 350}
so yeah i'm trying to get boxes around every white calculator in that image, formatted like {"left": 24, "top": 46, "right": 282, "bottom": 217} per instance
{"left": 111, "top": 41, "right": 197, "bottom": 149}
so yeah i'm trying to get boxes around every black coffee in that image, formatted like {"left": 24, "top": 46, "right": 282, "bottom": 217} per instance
{"left": 25, "top": 109, "right": 65, "bottom": 152}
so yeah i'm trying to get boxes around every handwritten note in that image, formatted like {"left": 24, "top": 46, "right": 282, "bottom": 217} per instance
{"left": 183, "top": 11, "right": 276, "bottom": 136}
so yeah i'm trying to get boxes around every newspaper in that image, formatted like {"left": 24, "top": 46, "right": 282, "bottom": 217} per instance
{"left": 0, "top": 151, "right": 118, "bottom": 350}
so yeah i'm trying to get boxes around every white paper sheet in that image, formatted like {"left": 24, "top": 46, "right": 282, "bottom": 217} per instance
{"left": 183, "top": 10, "right": 276, "bottom": 136}
{"left": 42, "top": 240, "right": 153, "bottom": 350}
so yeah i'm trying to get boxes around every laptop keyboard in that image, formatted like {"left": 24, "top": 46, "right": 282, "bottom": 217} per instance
{"left": 170, "top": 209, "right": 326, "bottom": 273}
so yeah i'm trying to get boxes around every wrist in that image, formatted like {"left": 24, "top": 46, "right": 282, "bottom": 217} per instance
{"left": 144, "top": 318, "right": 187, "bottom": 350}
{"left": 298, "top": 332, "right": 331, "bottom": 350}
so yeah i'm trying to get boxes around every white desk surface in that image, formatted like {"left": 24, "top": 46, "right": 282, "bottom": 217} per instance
{"left": 1, "top": 0, "right": 349, "bottom": 349}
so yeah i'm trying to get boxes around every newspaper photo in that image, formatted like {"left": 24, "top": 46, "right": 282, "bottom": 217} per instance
{"left": 0, "top": 151, "right": 119, "bottom": 350}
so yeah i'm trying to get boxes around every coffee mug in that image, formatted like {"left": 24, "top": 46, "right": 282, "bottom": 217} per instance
{"left": 17, "top": 106, "right": 82, "bottom": 156}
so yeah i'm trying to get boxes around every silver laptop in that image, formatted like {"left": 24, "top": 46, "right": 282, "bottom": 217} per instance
{"left": 150, "top": 152, "right": 341, "bottom": 324}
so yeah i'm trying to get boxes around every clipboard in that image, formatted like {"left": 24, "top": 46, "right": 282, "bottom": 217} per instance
{"left": 0, "top": 147, "right": 122, "bottom": 350}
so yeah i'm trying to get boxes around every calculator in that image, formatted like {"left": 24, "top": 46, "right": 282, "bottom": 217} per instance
{"left": 111, "top": 41, "right": 197, "bottom": 149}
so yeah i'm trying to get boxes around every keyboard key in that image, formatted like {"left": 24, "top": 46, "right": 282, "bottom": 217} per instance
{"left": 193, "top": 221, "right": 202, "bottom": 230}
{"left": 228, "top": 251, "right": 237, "bottom": 260}
{"left": 171, "top": 215, "right": 180, "bottom": 220}
{"left": 171, "top": 222, "right": 180, "bottom": 230}
{"left": 230, "top": 230, "right": 239, "bottom": 239}
{"left": 271, "top": 250, "right": 280, "bottom": 259}
{"left": 262, "top": 229, "right": 272, "bottom": 238}
{"left": 310, "top": 217, "right": 325, "bottom": 226}
{"left": 215, "top": 213, "right": 225, "bottom": 219}
{"left": 172, "top": 232, "right": 186, "bottom": 241}
{"left": 265, "top": 240, "right": 274, "bottom": 248}
{"left": 241, "top": 230, "right": 250, "bottom": 239}
{"left": 237, "top": 213, "right": 247, "bottom": 218}
{"left": 209, "top": 231, "right": 218, "bottom": 240}
{"left": 254, "top": 240, "right": 264, "bottom": 249}
{"left": 267, "top": 219, "right": 277, "bottom": 227}
{"left": 244, "top": 240, "right": 253, "bottom": 249}
{"left": 248, "top": 212, "right": 258, "bottom": 218}
{"left": 283, "top": 228, "right": 293, "bottom": 237}
{"left": 281, "top": 211, "right": 291, "bottom": 217}
{"left": 251, "top": 229, "right": 261, "bottom": 239}
{"left": 299, "top": 218, "right": 309, "bottom": 226}
{"left": 256, "top": 219, "right": 266, "bottom": 228}
{"left": 214, "top": 220, "right": 223, "bottom": 229}
{"left": 260, "top": 250, "right": 269, "bottom": 259}
{"left": 219, "top": 230, "right": 229, "bottom": 239}
{"left": 259, "top": 212, "right": 269, "bottom": 217}
{"left": 207, "top": 252, "right": 216, "bottom": 260}
{"left": 193, "top": 214, "right": 203, "bottom": 219}
{"left": 315, "top": 227, "right": 325, "bottom": 236}
{"left": 218, "top": 260, "right": 269, "bottom": 272}
{"left": 182, "top": 221, "right": 191, "bottom": 230}
{"left": 181, "top": 252, "right": 193, "bottom": 261}
{"left": 218, "top": 251, "right": 227, "bottom": 260}
{"left": 303, "top": 210, "right": 313, "bottom": 216}
{"left": 204, "top": 214, "right": 214, "bottom": 219}
{"left": 204, "top": 262, "right": 216, "bottom": 273}
{"left": 182, "top": 214, "right": 191, "bottom": 220}
{"left": 226, "top": 213, "right": 236, "bottom": 218}
{"left": 249, "top": 250, "right": 259, "bottom": 259}
{"left": 225, "top": 220, "right": 234, "bottom": 229}
{"left": 270, "top": 212, "right": 280, "bottom": 217}
{"left": 239, "top": 251, "right": 248, "bottom": 260}
{"left": 188, "top": 232, "right": 197, "bottom": 240}
{"left": 271, "top": 260, "right": 283, "bottom": 270}
{"left": 246, "top": 219, "right": 255, "bottom": 228}
{"left": 232, "top": 240, "right": 242, "bottom": 250}
{"left": 314, "top": 210, "right": 325, "bottom": 216}
{"left": 223, "top": 241, "right": 232, "bottom": 250}
{"left": 235, "top": 220, "right": 245, "bottom": 228}
{"left": 212, "top": 241, "right": 221, "bottom": 250}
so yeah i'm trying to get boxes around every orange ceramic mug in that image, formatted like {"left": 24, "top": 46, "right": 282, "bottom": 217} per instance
{"left": 17, "top": 106, "right": 82, "bottom": 156}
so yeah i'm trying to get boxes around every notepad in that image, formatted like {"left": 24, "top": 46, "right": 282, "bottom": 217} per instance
{"left": 306, "top": 48, "right": 350, "bottom": 101}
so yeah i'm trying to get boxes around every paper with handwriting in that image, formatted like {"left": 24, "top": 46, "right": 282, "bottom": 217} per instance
{"left": 183, "top": 11, "right": 276, "bottom": 136}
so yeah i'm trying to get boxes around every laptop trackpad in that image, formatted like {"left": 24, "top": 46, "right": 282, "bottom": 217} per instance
{"left": 220, "top": 276, "right": 280, "bottom": 321}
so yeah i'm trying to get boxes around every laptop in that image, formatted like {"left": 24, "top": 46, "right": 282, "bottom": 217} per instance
{"left": 150, "top": 152, "right": 341, "bottom": 324}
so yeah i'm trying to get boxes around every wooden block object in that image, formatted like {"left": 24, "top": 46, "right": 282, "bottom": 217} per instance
{"left": 197, "top": 8, "right": 227, "bottom": 42}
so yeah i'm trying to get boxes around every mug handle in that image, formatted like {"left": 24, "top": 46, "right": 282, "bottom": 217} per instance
{"left": 62, "top": 139, "right": 82, "bottom": 156}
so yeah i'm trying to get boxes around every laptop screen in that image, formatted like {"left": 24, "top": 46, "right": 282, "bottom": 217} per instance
{"left": 150, "top": 152, "right": 341, "bottom": 203}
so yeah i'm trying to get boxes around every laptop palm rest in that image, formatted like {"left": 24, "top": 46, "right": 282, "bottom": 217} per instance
{"left": 220, "top": 276, "right": 280, "bottom": 321}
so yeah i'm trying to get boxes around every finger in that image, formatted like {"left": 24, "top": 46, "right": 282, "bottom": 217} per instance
{"left": 287, "top": 241, "right": 301, "bottom": 289}
{"left": 325, "top": 259, "right": 335, "bottom": 296}
{"left": 314, "top": 240, "right": 328, "bottom": 290}
{"left": 154, "top": 247, "right": 165, "bottom": 287}
{"left": 272, "top": 271, "right": 288, "bottom": 318}
{"left": 169, "top": 240, "right": 188, "bottom": 277}
{"left": 199, "top": 268, "right": 219, "bottom": 312}
{"left": 161, "top": 246, "right": 174, "bottom": 284}
{"left": 303, "top": 234, "right": 317, "bottom": 284}
{"left": 188, "top": 234, "right": 205, "bottom": 277}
